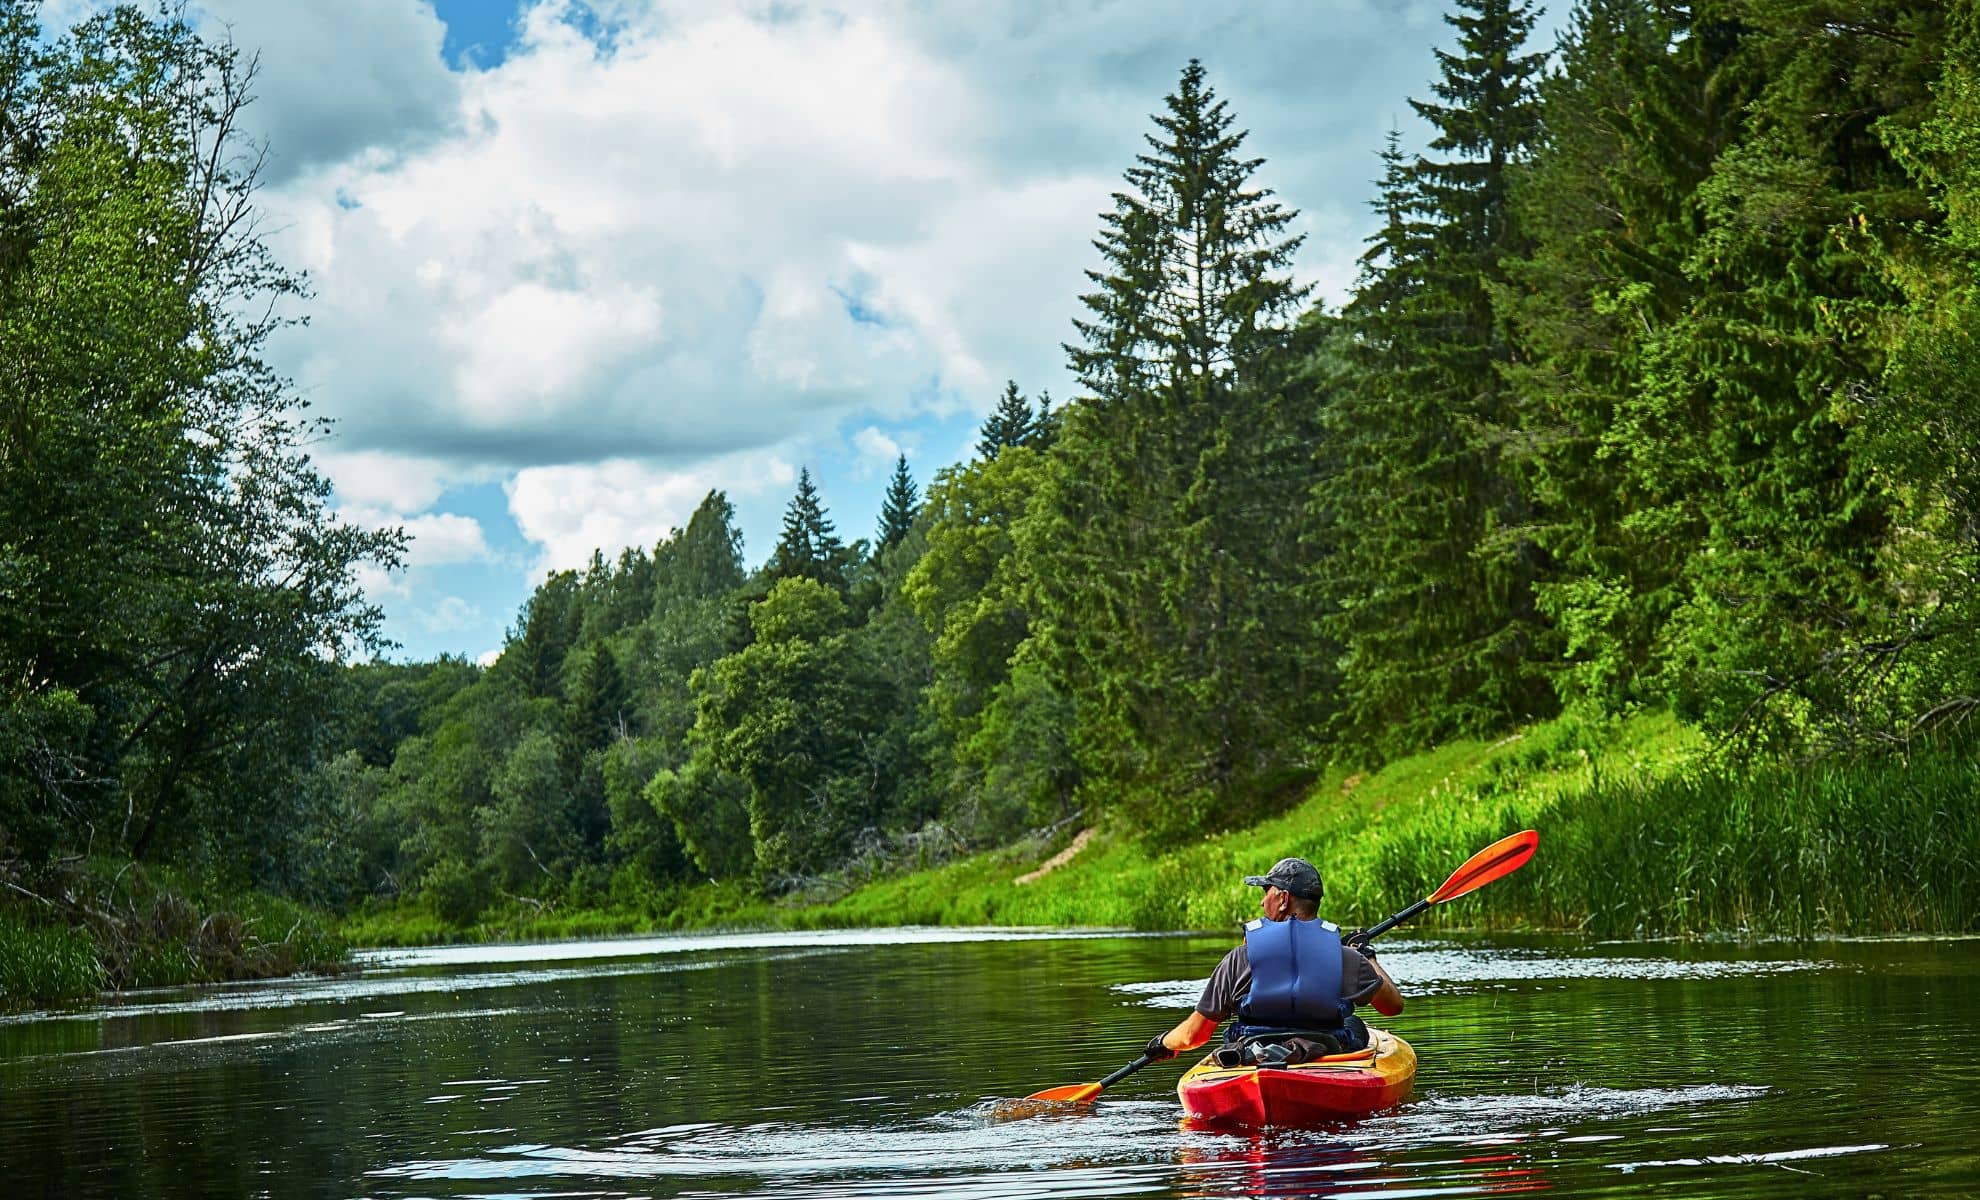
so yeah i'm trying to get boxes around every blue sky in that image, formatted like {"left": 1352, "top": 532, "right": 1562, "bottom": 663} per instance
{"left": 134, "top": 0, "right": 1569, "bottom": 662}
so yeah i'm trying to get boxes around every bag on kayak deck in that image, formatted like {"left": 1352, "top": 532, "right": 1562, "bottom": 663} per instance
{"left": 1215, "top": 1013, "right": 1370, "bottom": 1066}
{"left": 1213, "top": 1032, "right": 1345, "bottom": 1068}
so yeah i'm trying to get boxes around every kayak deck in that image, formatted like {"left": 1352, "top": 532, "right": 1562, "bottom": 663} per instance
{"left": 1177, "top": 1027, "right": 1416, "bottom": 1128}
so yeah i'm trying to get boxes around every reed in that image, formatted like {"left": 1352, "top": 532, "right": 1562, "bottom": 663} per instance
{"left": 0, "top": 919, "right": 103, "bottom": 1007}
{"left": 805, "top": 713, "right": 1979, "bottom": 938}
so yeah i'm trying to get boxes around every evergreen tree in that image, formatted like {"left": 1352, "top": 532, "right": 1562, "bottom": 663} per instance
{"left": 1315, "top": 0, "right": 1551, "bottom": 756}
{"left": 976, "top": 381, "right": 1036, "bottom": 459}
{"left": 1859, "top": 0, "right": 1980, "bottom": 746}
{"left": 505, "top": 571, "right": 580, "bottom": 700}
{"left": 1499, "top": 0, "right": 1744, "bottom": 707}
{"left": 655, "top": 490, "right": 746, "bottom": 614}
{"left": 564, "top": 644, "right": 630, "bottom": 754}
{"left": 764, "top": 468, "right": 847, "bottom": 591}
{"left": 1636, "top": 0, "right": 1940, "bottom": 745}
{"left": 1031, "top": 60, "right": 1322, "bottom": 838}
{"left": 875, "top": 454, "right": 919, "bottom": 552}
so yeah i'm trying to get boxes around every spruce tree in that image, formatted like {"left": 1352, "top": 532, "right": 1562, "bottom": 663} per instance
{"left": 875, "top": 454, "right": 919, "bottom": 551}
{"left": 976, "top": 381, "right": 1036, "bottom": 459}
{"left": 765, "top": 467, "right": 847, "bottom": 591}
{"left": 1031, "top": 60, "right": 1321, "bottom": 838}
{"left": 1315, "top": 0, "right": 1550, "bottom": 756}
{"left": 1635, "top": 0, "right": 1939, "bottom": 745}
{"left": 1499, "top": 0, "right": 1743, "bottom": 707}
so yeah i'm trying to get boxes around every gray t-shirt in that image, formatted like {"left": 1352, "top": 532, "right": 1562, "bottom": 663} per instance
{"left": 1195, "top": 935, "right": 1384, "bottom": 1021}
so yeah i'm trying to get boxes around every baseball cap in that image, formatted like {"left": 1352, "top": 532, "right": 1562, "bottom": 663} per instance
{"left": 1244, "top": 856, "right": 1323, "bottom": 901}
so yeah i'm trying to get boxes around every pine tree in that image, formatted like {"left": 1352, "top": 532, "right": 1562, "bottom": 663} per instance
{"left": 1314, "top": 0, "right": 1550, "bottom": 757}
{"left": 1030, "top": 60, "right": 1321, "bottom": 838}
{"left": 765, "top": 467, "right": 847, "bottom": 591}
{"left": 976, "top": 381, "right": 1036, "bottom": 459}
{"left": 875, "top": 454, "right": 919, "bottom": 551}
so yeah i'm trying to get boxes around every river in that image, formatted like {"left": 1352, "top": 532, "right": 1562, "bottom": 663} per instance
{"left": 0, "top": 928, "right": 1974, "bottom": 1198}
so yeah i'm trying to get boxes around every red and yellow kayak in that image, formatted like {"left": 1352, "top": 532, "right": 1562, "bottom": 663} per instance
{"left": 1177, "top": 1027, "right": 1416, "bottom": 1127}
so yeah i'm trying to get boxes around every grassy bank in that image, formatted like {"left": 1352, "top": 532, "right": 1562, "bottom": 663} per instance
{"left": 0, "top": 862, "right": 348, "bottom": 1010}
{"left": 796, "top": 711, "right": 1976, "bottom": 938}
{"left": 795, "top": 712, "right": 1972, "bottom": 942}
{"left": 343, "top": 710, "right": 1979, "bottom": 947}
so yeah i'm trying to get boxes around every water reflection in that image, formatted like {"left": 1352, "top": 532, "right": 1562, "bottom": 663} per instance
{"left": 0, "top": 930, "right": 1974, "bottom": 1199}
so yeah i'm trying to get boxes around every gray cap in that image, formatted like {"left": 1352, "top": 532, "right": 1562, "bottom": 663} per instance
{"left": 1244, "top": 856, "right": 1323, "bottom": 901}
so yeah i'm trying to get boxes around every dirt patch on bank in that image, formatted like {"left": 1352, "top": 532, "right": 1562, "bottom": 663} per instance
{"left": 1015, "top": 827, "right": 1096, "bottom": 886}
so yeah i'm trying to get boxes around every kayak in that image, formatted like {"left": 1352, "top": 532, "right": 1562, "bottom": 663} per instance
{"left": 1177, "top": 1027, "right": 1416, "bottom": 1127}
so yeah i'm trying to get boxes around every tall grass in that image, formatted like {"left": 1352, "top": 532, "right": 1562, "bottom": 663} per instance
{"left": 0, "top": 919, "right": 104, "bottom": 1006}
{"left": 0, "top": 862, "right": 351, "bottom": 1008}
{"left": 800, "top": 713, "right": 1979, "bottom": 938}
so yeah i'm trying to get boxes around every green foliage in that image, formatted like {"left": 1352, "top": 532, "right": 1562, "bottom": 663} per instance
{"left": 646, "top": 755, "right": 754, "bottom": 879}
{"left": 1316, "top": 0, "right": 1554, "bottom": 758}
{"left": 799, "top": 708, "right": 1974, "bottom": 938}
{"left": 0, "top": 2, "right": 403, "bottom": 883}
{"left": 975, "top": 380, "right": 1045, "bottom": 460}
{"left": 875, "top": 455, "right": 920, "bottom": 554}
{"left": 689, "top": 578, "right": 898, "bottom": 881}
{"left": 0, "top": 918, "right": 103, "bottom": 1007}
{"left": 1034, "top": 59, "right": 1326, "bottom": 840}
{"left": 764, "top": 468, "right": 852, "bottom": 593}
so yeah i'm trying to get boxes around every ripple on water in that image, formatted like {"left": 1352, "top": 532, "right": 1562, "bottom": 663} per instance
{"left": 1113, "top": 945, "right": 1843, "bottom": 1008}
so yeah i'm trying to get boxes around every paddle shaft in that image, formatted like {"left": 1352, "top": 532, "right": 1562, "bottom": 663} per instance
{"left": 1346, "top": 898, "right": 1430, "bottom": 947}
{"left": 1098, "top": 1054, "right": 1155, "bottom": 1089}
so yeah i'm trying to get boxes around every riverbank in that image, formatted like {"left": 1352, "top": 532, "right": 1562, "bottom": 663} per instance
{"left": 0, "top": 861, "right": 347, "bottom": 1010}
{"left": 342, "top": 709, "right": 1980, "bottom": 947}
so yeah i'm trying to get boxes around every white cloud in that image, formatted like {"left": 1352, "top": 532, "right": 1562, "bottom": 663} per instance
{"left": 173, "top": 0, "right": 1574, "bottom": 657}
{"left": 195, "top": 0, "right": 457, "bottom": 182}
{"left": 320, "top": 450, "right": 456, "bottom": 514}
{"left": 401, "top": 513, "right": 493, "bottom": 567}
{"left": 415, "top": 595, "right": 484, "bottom": 634}
{"left": 355, "top": 561, "right": 410, "bottom": 601}
{"left": 505, "top": 451, "right": 794, "bottom": 577}
{"left": 851, "top": 427, "right": 903, "bottom": 474}
{"left": 259, "top": 0, "right": 1003, "bottom": 471}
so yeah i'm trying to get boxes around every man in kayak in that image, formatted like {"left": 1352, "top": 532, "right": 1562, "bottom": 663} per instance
{"left": 1141, "top": 856, "right": 1403, "bottom": 1066}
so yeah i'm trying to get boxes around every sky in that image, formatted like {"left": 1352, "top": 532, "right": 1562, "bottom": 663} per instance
{"left": 114, "top": 0, "right": 1569, "bottom": 663}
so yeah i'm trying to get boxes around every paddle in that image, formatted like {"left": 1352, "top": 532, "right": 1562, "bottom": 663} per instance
{"left": 1019, "top": 828, "right": 1540, "bottom": 1107}
{"left": 1346, "top": 828, "right": 1540, "bottom": 948}
{"left": 1022, "top": 1054, "right": 1155, "bottom": 1105}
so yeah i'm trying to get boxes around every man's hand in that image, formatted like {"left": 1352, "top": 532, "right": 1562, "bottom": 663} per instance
{"left": 1345, "top": 929, "right": 1376, "bottom": 956}
{"left": 1143, "top": 1034, "right": 1177, "bottom": 1062}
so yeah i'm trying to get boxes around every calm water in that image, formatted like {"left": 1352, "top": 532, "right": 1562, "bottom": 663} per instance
{"left": 0, "top": 927, "right": 1974, "bottom": 1198}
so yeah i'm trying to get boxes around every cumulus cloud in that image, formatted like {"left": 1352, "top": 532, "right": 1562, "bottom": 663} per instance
{"left": 415, "top": 595, "right": 484, "bottom": 635}
{"left": 260, "top": 0, "right": 1009, "bottom": 475}
{"left": 319, "top": 450, "right": 457, "bottom": 514}
{"left": 505, "top": 451, "right": 795, "bottom": 577}
{"left": 196, "top": 0, "right": 458, "bottom": 183}
{"left": 401, "top": 513, "right": 493, "bottom": 567}
{"left": 851, "top": 427, "right": 903, "bottom": 475}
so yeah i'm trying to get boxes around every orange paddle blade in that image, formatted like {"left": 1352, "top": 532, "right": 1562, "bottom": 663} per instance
{"left": 1025, "top": 1082, "right": 1102, "bottom": 1103}
{"left": 1427, "top": 829, "right": 1539, "bottom": 904}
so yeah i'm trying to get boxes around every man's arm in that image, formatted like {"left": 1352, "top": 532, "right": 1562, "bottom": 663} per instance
{"left": 1157, "top": 1010, "right": 1219, "bottom": 1053}
{"left": 1365, "top": 953, "right": 1404, "bottom": 1016}
{"left": 1144, "top": 946, "right": 1244, "bottom": 1059}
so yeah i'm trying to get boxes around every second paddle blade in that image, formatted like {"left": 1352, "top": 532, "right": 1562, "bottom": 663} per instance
{"left": 1024, "top": 1082, "right": 1103, "bottom": 1103}
{"left": 1428, "top": 828, "right": 1539, "bottom": 904}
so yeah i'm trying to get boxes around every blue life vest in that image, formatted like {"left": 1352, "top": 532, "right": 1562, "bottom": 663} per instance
{"left": 1236, "top": 916, "right": 1351, "bottom": 1031}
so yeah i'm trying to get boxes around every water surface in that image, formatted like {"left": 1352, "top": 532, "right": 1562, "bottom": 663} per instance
{"left": 1, "top": 927, "right": 1973, "bottom": 1198}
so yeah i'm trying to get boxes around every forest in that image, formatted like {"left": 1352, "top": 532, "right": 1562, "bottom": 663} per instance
{"left": 5, "top": 0, "right": 1979, "bottom": 995}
